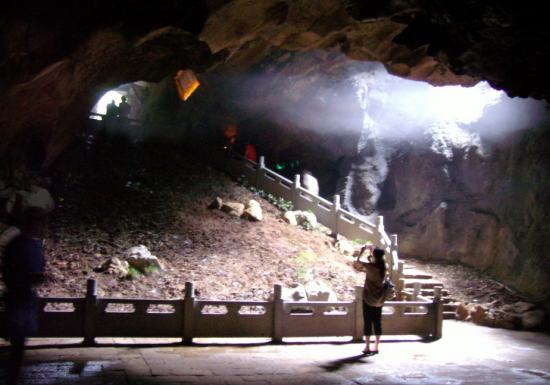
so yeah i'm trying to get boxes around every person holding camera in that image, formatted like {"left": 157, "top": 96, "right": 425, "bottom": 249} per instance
{"left": 355, "top": 244, "right": 388, "bottom": 355}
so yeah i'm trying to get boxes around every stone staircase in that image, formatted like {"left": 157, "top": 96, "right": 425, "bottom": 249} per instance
{"left": 402, "top": 266, "right": 457, "bottom": 320}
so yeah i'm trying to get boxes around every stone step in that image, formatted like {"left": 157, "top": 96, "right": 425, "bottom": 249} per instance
{"left": 403, "top": 271, "right": 433, "bottom": 280}
{"left": 443, "top": 303, "right": 457, "bottom": 311}
{"left": 404, "top": 279, "right": 445, "bottom": 289}
{"left": 421, "top": 288, "right": 449, "bottom": 297}
{"left": 443, "top": 311, "right": 457, "bottom": 320}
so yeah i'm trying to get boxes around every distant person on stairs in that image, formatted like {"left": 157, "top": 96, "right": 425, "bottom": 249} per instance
{"left": 300, "top": 170, "right": 319, "bottom": 196}
{"left": 244, "top": 141, "right": 257, "bottom": 163}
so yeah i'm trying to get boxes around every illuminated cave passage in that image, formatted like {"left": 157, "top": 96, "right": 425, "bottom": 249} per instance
{"left": 1, "top": 1, "right": 550, "bottom": 320}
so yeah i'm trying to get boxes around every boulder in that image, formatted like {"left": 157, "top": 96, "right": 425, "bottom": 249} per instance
{"left": 471, "top": 305, "right": 522, "bottom": 329}
{"left": 335, "top": 239, "right": 355, "bottom": 256}
{"left": 96, "top": 257, "right": 129, "bottom": 278}
{"left": 282, "top": 211, "right": 298, "bottom": 226}
{"left": 242, "top": 199, "right": 263, "bottom": 221}
{"left": 511, "top": 302, "right": 537, "bottom": 314}
{"left": 268, "top": 283, "right": 307, "bottom": 302}
{"left": 5, "top": 186, "right": 55, "bottom": 216}
{"left": 0, "top": 225, "right": 21, "bottom": 251}
{"left": 521, "top": 310, "right": 546, "bottom": 330}
{"left": 305, "top": 281, "right": 338, "bottom": 302}
{"left": 283, "top": 283, "right": 308, "bottom": 302}
{"left": 220, "top": 202, "right": 245, "bottom": 217}
{"left": 124, "top": 245, "right": 163, "bottom": 272}
{"left": 471, "top": 305, "right": 486, "bottom": 326}
{"left": 207, "top": 197, "right": 223, "bottom": 210}
{"left": 456, "top": 302, "right": 474, "bottom": 321}
{"left": 296, "top": 210, "right": 317, "bottom": 227}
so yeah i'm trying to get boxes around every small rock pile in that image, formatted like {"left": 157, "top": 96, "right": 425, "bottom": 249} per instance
{"left": 95, "top": 245, "right": 163, "bottom": 280}
{"left": 456, "top": 301, "right": 546, "bottom": 331}
{"left": 208, "top": 197, "right": 263, "bottom": 221}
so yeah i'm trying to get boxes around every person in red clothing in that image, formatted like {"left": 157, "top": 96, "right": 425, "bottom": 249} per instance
{"left": 244, "top": 141, "right": 257, "bottom": 162}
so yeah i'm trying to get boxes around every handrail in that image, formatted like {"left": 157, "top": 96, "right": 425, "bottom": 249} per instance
{"left": 0, "top": 279, "right": 443, "bottom": 343}
{"left": 227, "top": 154, "right": 399, "bottom": 280}
{"left": 89, "top": 112, "right": 144, "bottom": 125}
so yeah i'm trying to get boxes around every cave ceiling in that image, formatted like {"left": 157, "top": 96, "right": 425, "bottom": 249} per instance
{"left": 1, "top": 0, "right": 550, "bottom": 166}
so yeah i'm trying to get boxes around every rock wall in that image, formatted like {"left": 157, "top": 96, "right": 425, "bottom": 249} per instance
{"left": 170, "top": 49, "right": 550, "bottom": 312}
{"left": 380, "top": 125, "right": 550, "bottom": 306}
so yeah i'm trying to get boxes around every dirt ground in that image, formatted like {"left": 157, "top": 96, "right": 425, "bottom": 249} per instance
{"left": 8, "top": 140, "right": 526, "bottom": 312}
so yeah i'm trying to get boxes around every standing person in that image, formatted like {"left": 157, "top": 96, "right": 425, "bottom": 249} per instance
{"left": 300, "top": 170, "right": 319, "bottom": 196}
{"left": 1, "top": 210, "right": 47, "bottom": 384}
{"left": 244, "top": 141, "right": 257, "bottom": 162}
{"left": 104, "top": 100, "right": 119, "bottom": 135}
{"left": 118, "top": 95, "right": 131, "bottom": 119}
{"left": 117, "top": 95, "right": 132, "bottom": 134}
{"left": 355, "top": 244, "right": 388, "bottom": 355}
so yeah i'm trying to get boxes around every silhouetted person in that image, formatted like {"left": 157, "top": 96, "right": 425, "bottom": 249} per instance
{"left": 118, "top": 95, "right": 131, "bottom": 119}
{"left": 105, "top": 100, "right": 118, "bottom": 119}
{"left": 355, "top": 244, "right": 388, "bottom": 355}
{"left": 104, "top": 100, "right": 118, "bottom": 134}
{"left": 2, "top": 210, "right": 47, "bottom": 384}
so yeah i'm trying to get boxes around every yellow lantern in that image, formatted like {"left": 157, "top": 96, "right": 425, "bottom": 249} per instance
{"left": 174, "top": 69, "right": 200, "bottom": 101}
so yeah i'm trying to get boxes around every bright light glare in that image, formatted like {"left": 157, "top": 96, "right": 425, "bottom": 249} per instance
{"left": 92, "top": 91, "right": 124, "bottom": 115}
{"left": 427, "top": 82, "right": 503, "bottom": 124}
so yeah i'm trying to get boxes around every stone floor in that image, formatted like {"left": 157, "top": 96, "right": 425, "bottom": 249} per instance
{"left": 1, "top": 320, "right": 550, "bottom": 384}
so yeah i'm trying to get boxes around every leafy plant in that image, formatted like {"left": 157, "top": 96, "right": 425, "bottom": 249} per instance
{"left": 249, "top": 187, "right": 265, "bottom": 197}
{"left": 276, "top": 197, "right": 293, "bottom": 213}
{"left": 143, "top": 266, "right": 160, "bottom": 276}
{"left": 126, "top": 267, "right": 142, "bottom": 280}
{"left": 249, "top": 186, "right": 294, "bottom": 214}
{"left": 291, "top": 253, "right": 314, "bottom": 283}
{"left": 298, "top": 251, "right": 316, "bottom": 261}
{"left": 353, "top": 239, "right": 373, "bottom": 246}
{"left": 302, "top": 219, "right": 314, "bottom": 231}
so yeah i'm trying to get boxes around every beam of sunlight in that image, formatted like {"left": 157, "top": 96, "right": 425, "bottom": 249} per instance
{"left": 426, "top": 82, "right": 503, "bottom": 124}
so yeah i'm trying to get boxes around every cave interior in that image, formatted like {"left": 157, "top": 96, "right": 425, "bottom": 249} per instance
{"left": 1, "top": 0, "right": 550, "bottom": 314}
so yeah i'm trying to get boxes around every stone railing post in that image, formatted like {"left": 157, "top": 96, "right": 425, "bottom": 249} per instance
{"left": 331, "top": 195, "right": 341, "bottom": 238}
{"left": 376, "top": 216, "right": 385, "bottom": 246}
{"left": 292, "top": 174, "right": 301, "bottom": 209}
{"left": 432, "top": 286, "right": 443, "bottom": 339}
{"left": 353, "top": 285, "right": 364, "bottom": 342}
{"left": 83, "top": 278, "right": 97, "bottom": 346}
{"left": 385, "top": 234, "right": 396, "bottom": 280}
{"left": 390, "top": 234, "right": 398, "bottom": 254}
{"left": 397, "top": 279, "right": 406, "bottom": 316}
{"left": 183, "top": 282, "right": 195, "bottom": 344}
{"left": 273, "top": 284, "right": 283, "bottom": 343}
{"left": 413, "top": 281, "right": 422, "bottom": 313}
{"left": 397, "top": 261, "right": 405, "bottom": 301}
{"left": 255, "top": 156, "right": 265, "bottom": 190}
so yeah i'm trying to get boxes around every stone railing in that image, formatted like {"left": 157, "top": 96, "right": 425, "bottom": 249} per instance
{"left": 0, "top": 279, "right": 443, "bottom": 344}
{"left": 228, "top": 155, "right": 400, "bottom": 280}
